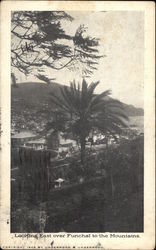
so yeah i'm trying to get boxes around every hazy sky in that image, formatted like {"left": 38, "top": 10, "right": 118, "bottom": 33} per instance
{"left": 14, "top": 11, "right": 144, "bottom": 108}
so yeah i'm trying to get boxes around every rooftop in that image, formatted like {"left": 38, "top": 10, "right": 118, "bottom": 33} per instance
{"left": 11, "top": 131, "right": 37, "bottom": 139}
{"left": 26, "top": 138, "right": 46, "bottom": 144}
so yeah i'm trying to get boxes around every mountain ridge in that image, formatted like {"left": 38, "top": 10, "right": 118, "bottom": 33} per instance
{"left": 11, "top": 82, "right": 144, "bottom": 116}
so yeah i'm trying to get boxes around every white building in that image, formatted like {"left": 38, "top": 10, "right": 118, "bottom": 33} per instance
{"left": 25, "top": 138, "right": 47, "bottom": 150}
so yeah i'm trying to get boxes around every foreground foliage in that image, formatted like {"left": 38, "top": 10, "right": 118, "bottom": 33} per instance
{"left": 11, "top": 136, "right": 143, "bottom": 232}
{"left": 11, "top": 11, "right": 102, "bottom": 78}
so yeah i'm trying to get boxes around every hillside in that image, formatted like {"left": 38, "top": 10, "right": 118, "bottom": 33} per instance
{"left": 11, "top": 82, "right": 61, "bottom": 110}
{"left": 11, "top": 82, "right": 144, "bottom": 132}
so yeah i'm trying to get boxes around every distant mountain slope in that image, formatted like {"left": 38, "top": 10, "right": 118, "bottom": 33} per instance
{"left": 11, "top": 82, "right": 61, "bottom": 110}
{"left": 11, "top": 82, "right": 144, "bottom": 116}
{"left": 122, "top": 103, "right": 143, "bottom": 117}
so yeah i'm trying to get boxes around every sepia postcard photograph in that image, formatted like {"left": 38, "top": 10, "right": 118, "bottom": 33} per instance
{"left": 0, "top": 1, "right": 155, "bottom": 249}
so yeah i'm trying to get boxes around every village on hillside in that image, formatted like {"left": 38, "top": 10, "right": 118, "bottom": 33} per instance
{"left": 11, "top": 121, "right": 141, "bottom": 156}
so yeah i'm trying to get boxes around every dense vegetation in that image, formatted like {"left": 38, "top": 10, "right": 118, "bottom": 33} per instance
{"left": 11, "top": 135, "right": 143, "bottom": 232}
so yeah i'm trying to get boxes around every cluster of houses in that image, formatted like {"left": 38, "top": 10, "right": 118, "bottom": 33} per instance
{"left": 11, "top": 126, "right": 143, "bottom": 189}
{"left": 11, "top": 121, "right": 143, "bottom": 157}
{"left": 11, "top": 129, "right": 77, "bottom": 155}
{"left": 11, "top": 129, "right": 78, "bottom": 189}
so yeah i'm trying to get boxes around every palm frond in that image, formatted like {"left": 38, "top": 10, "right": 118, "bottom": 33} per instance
{"left": 50, "top": 92, "right": 70, "bottom": 112}
{"left": 90, "top": 90, "right": 111, "bottom": 108}
{"left": 105, "top": 115, "right": 128, "bottom": 128}
{"left": 63, "top": 84, "right": 80, "bottom": 116}
{"left": 60, "top": 87, "right": 73, "bottom": 110}
{"left": 106, "top": 109, "right": 129, "bottom": 121}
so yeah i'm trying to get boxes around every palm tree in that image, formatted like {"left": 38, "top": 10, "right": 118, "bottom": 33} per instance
{"left": 50, "top": 79, "right": 129, "bottom": 165}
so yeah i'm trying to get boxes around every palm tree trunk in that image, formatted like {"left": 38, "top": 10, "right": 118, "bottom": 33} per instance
{"left": 80, "top": 137, "right": 86, "bottom": 165}
{"left": 110, "top": 166, "right": 115, "bottom": 199}
{"left": 106, "top": 136, "right": 115, "bottom": 200}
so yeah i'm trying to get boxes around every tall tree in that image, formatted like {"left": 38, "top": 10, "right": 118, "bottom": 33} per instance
{"left": 50, "top": 79, "right": 129, "bottom": 164}
{"left": 11, "top": 11, "right": 102, "bottom": 78}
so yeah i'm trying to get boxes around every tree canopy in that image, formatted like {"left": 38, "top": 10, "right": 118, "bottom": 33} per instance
{"left": 11, "top": 11, "right": 102, "bottom": 78}
{"left": 50, "top": 79, "right": 129, "bottom": 164}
